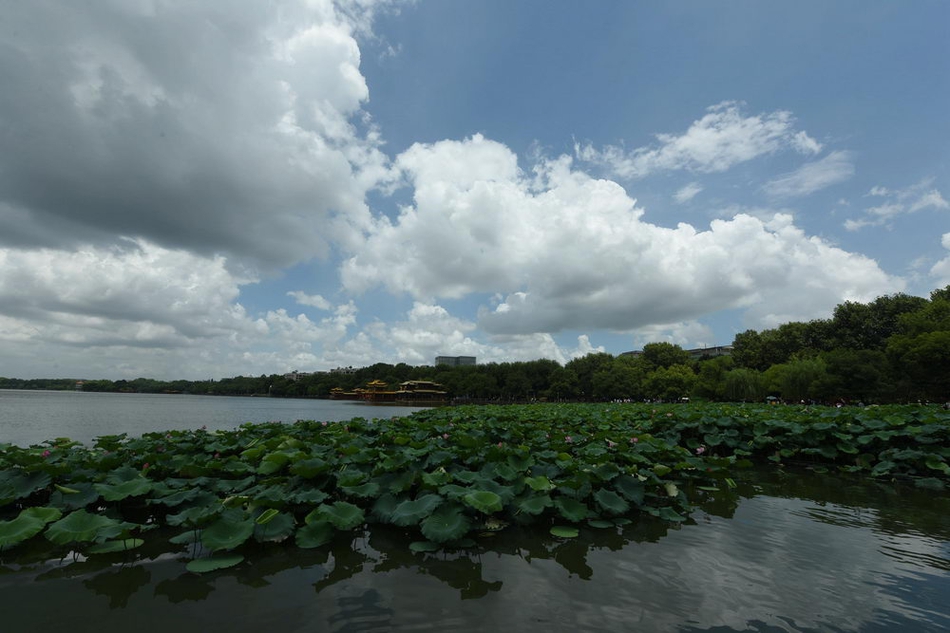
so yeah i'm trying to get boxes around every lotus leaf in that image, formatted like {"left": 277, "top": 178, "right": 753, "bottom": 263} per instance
{"left": 463, "top": 490, "right": 503, "bottom": 514}
{"left": 200, "top": 511, "right": 255, "bottom": 551}
{"left": 253, "top": 512, "right": 295, "bottom": 543}
{"left": 0, "top": 507, "right": 62, "bottom": 548}
{"left": 391, "top": 494, "right": 444, "bottom": 526}
{"left": 409, "top": 540, "right": 440, "bottom": 553}
{"left": 420, "top": 503, "right": 470, "bottom": 543}
{"left": 87, "top": 538, "right": 144, "bottom": 554}
{"left": 45, "top": 510, "right": 121, "bottom": 545}
{"left": 0, "top": 470, "right": 51, "bottom": 505}
{"left": 421, "top": 470, "right": 452, "bottom": 487}
{"left": 593, "top": 489, "right": 629, "bottom": 515}
{"left": 554, "top": 497, "right": 589, "bottom": 522}
{"left": 169, "top": 530, "right": 201, "bottom": 545}
{"left": 613, "top": 475, "right": 646, "bottom": 505}
{"left": 550, "top": 526, "right": 579, "bottom": 538}
{"left": 592, "top": 463, "right": 621, "bottom": 481}
{"left": 291, "top": 488, "right": 329, "bottom": 505}
{"left": 295, "top": 520, "right": 335, "bottom": 549}
{"left": 257, "top": 452, "right": 293, "bottom": 475}
{"left": 167, "top": 504, "right": 222, "bottom": 528}
{"left": 658, "top": 507, "right": 687, "bottom": 522}
{"left": 255, "top": 508, "right": 280, "bottom": 525}
{"left": 340, "top": 482, "right": 381, "bottom": 499}
{"left": 312, "top": 501, "right": 365, "bottom": 531}
{"left": 95, "top": 477, "right": 152, "bottom": 501}
{"left": 48, "top": 482, "right": 101, "bottom": 510}
{"left": 186, "top": 553, "right": 244, "bottom": 574}
{"left": 370, "top": 493, "right": 400, "bottom": 522}
{"left": 515, "top": 494, "right": 552, "bottom": 516}
{"left": 524, "top": 475, "right": 554, "bottom": 491}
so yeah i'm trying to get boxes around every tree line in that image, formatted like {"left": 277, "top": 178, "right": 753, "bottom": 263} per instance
{"left": 2, "top": 286, "right": 947, "bottom": 404}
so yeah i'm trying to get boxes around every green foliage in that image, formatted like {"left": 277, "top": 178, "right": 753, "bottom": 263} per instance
{"left": 0, "top": 507, "right": 62, "bottom": 548}
{"left": 186, "top": 554, "right": 244, "bottom": 573}
{"left": 45, "top": 510, "right": 121, "bottom": 545}
{"left": 2, "top": 400, "right": 949, "bottom": 574}
{"left": 641, "top": 342, "right": 690, "bottom": 369}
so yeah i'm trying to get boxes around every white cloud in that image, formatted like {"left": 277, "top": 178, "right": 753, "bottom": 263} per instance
{"left": 630, "top": 321, "right": 715, "bottom": 351}
{"left": 288, "top": 291, "right": 333, "bottom": 311}
{"left": 846, "top": 179, "right": 948, "bottom": 231}
{"left": 763, "top": 150, "right": 855, "bottom": 198}
{"left": 930, "top": 233, "right": 950, "bottom": 286}
{"left": 343, "top": 135, "right": 903, "bottom": 336}
{"left": 674, "top": 182, "right": 703, "bottom": 203}
{"left": 575, "top": 101, "right": 822, "bottom": 179}
{"left": 0, "top": 0, "right": 392, "bottom": 271}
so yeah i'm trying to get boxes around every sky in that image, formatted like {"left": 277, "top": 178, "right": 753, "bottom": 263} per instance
{"left": 1, "top": 0, "right": 948, "bottom": 380}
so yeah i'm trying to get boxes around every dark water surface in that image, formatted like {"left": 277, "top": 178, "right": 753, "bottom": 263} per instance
{"left": 0, "top": 389, "right": 428, "bottom": 447}
{"left": 1, "top": 470, "right": 948, "bottom": 632}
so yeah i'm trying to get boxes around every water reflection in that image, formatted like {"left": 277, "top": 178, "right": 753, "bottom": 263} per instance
{"left": 0, "top": 469, "right": 948, "bottom": 632}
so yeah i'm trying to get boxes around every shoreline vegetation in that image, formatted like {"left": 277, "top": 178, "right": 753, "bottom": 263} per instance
{"left": 2, "top": 287, "right": 949, "bottom": 405}
{"left": 1, "top": 402, "right": 948, "bottom": 574}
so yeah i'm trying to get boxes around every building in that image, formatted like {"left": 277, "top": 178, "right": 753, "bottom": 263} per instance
{"left": 685, "top": 345, "right": 733, "bottom": 360}
{"left": 621, "top": 346, "right": 733, "bottom": 360}
{"left": 435, "top": 355, "right": 477, "bottom": 367}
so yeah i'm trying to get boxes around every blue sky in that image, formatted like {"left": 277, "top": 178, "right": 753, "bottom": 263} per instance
{"left": 0, "top": 1, "right": 947, "bottom": 379}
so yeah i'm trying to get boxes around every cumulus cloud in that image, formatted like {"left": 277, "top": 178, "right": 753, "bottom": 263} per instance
{"left": 844, "top": 180, "right": 948, "bottom": 231}
{"left": 344, "top": 135, "right": 903, "bottom": 336}
{"left": 763, "top": 150, "right": 855, "bottom": 198}
{"left": 359, "top": 303, "right": 606, "bottom": 366}
{"left": 575, "top": 101, "right": 822, "bottom": 179}
{"left": 0, "top": 240, "right": 252, "bottom": 347}
{"left": 930, "top": 233, "right": 950, "bottom": 286}
{"left": 0, "top": 0, "right": 389, "bottom": 271}
{"left": 288, "top": 291, "right": 334, "bottom": 311}
{"left": 630, "top": 321, "right": 716, "bottom": 351}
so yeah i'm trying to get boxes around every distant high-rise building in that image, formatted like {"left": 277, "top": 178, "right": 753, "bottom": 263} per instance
{"left": 435, "top": 355, "right": 476, "bottom": 367}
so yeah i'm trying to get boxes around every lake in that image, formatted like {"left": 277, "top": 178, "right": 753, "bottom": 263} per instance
{"left": 1, "top": 392, "right": 948, "bottom": 631}
{"left": 0, "top": 389, "right": 430, "bottom": 447}
{"left": 1, "top": 469, "right": 948, "bottom": 632}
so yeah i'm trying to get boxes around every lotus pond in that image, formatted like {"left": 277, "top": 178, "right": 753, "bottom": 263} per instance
{"left": 2, "top": 403, "right": 949, "bottom": 630}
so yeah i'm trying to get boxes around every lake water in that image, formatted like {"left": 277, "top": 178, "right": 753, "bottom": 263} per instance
{"left": 1, "top": 392, "right": 948, "bottom": 631}
{"left": 1, "top": 470, "right": 948, "bottom": 632}
{"left": 0, "top": 389, "right": 430, "bottom": 447}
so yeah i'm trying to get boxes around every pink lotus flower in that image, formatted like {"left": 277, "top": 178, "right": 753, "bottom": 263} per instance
{"left": 143, "top": 462, "right": 150, "bottom": 469}
{"left": 565, "top": 435, "right": 573, "bottom": 443}
{"left": 42, "top": 450, "right": 51, "bottom": 458}
{"left": 696, "top": 446, "right": 706, "bottom": 455}
{"left": 497, "top": 441, "right": 503, "bottom": 448}
{"left": 442, "top": 433, "right": 449, "bottom": 440}
{"left": 630, "top": 437, "right": 639, "bottom": 444}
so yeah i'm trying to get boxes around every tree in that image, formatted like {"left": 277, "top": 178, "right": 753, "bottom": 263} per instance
{"left": 887, "top": 331, "right": 950, "bottom": 401}
{"left": 546, "top": 367, "right": 578, "bottom": 401}
{"left": 722, "top": 368, "right": 765, "bottom": 402}
{"left": 644, "top": 364, "right": 696, "bottom": 401}
{"left": 767, "top": 359, "right": 828, "bottom": 402}
{"left": 829, "top": 293, "right": 928, "bottom": 350}
{"left": 641, "top": 342, "right": 690, "bottom": 369}
{"left": 692, "top": 355, "right": 734, "bottom": 401}
{"left": 817, "top": 349, "right": 886, "bottom": 402}
{"left": 731, "top": 330, "right": 770, "bottom": 371}
{"left": 591, "top": 358, "right": 646, "bottom": 401}
{"left": 565, "top": 353, "right": 615, "bottom": 400}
